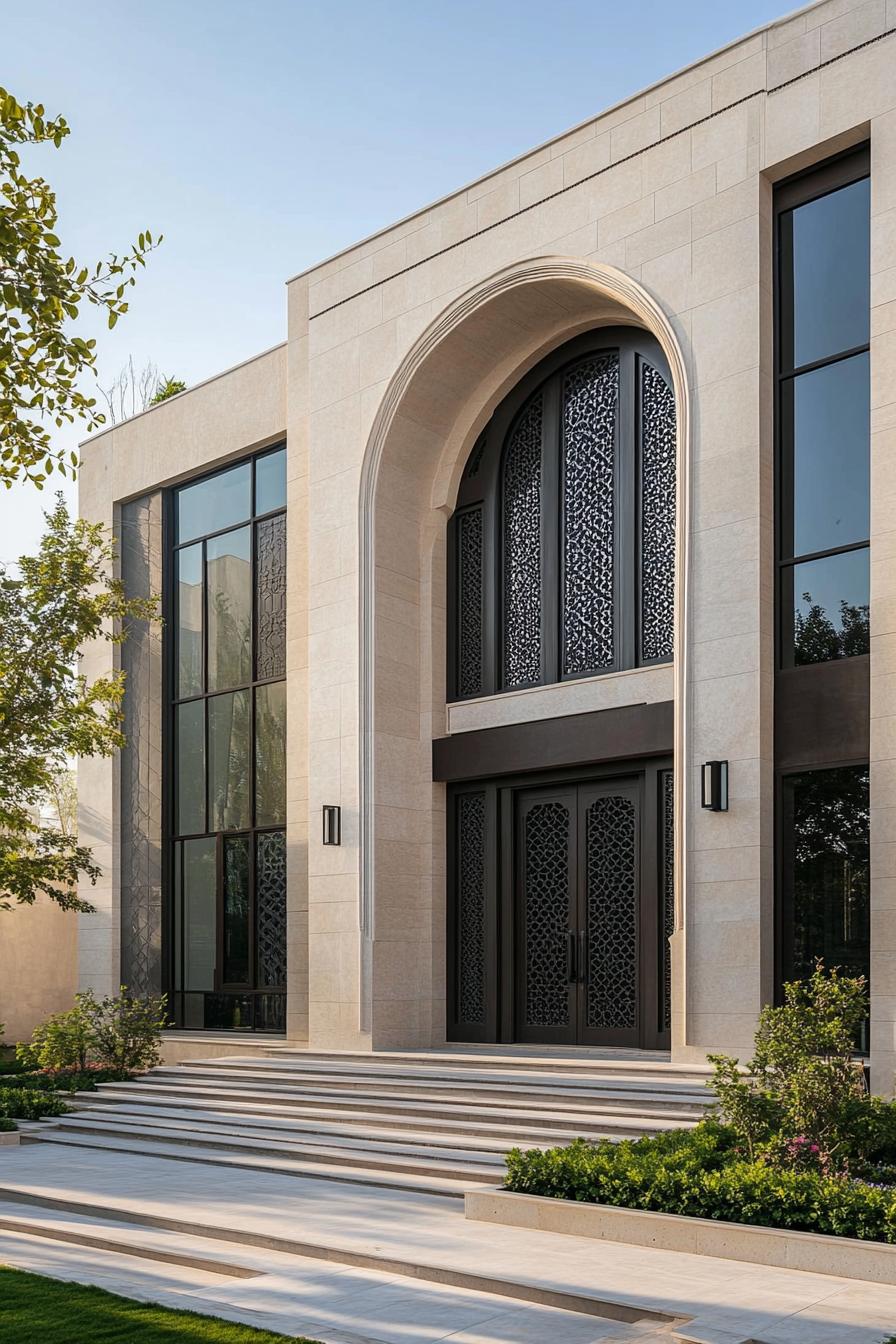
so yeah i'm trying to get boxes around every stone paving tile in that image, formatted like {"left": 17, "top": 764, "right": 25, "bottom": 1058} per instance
{"left": 2, "top": 1145, "right": 896, "bottom": 1343}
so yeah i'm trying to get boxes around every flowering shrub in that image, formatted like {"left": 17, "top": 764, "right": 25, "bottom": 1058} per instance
{"left": 504, "top": 1125, "right": 896, "bottom": 1242}
{"left": 708, "top": 963, "right": 869, "bottom": 1174}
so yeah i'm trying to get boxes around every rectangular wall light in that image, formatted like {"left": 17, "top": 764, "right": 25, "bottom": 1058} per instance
{"left": 701, "top": 761, "right": 729, "bottom": 812}
{"left": 322, "top": 804, "right": 341, "bottom": 845}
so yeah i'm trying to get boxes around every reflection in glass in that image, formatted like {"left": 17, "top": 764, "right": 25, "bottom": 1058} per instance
{"left": 255, "top": 682, "right": 286, "bottom": 827}
{"left": 177, "top": 544, "right": 203, "bottom": 698}
{"left": 181, "top": 837, "right": 216, "bottom": 991}
{"left": 255, "top": 447, "right": 286, "bottom": 516}
{"left": 787, "top": 548, "right": 869, "bottom": 666}
{"left": 176, "top": 700, "right": 205, "bottom": 835}
{"left": 782, "top": 766, "right": 869, "bottom": 1046}
{"left": 206, "top": 527, "right": 251, "bottom": 691}
{"left": 208, "top": 690, "right": 250, "bottom": 830}
{"left": 177, "top": 462, "right": 251, "bottom": 545}
{"left": 785, "top": 353, "right": 869, "bottom": 558}
{"left": 780, "top": 177, "right": 870, "bottom": 370}
{"left": 223, "top": 836, "right": 250, "bottom": 984}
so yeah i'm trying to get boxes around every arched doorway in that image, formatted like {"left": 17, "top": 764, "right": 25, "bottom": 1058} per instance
{"left": 356, "top": 258, "right": 689, "bottom": 1053}
{"left": 446, "top": 328, "right": 676, "bottom": 1048}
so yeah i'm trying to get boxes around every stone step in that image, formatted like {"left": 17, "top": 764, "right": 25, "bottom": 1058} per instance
{"left": 150, "top": 1061, "right": 710, "bottom": 1110}
{"left": 20, "top": 1128, "right": 488, "bottom": 1197}
{"left": 99, "top": 1078, "right": 700, "bottom": 1129}
{"left": 252, "top": 1044, "right": 712, "bottom": 1080}
{"left": 62, "top": 1096, "right": 626, "bottom": 1152}
{"left": 40, "top": 1112, "right": 508, "bottom": 1182}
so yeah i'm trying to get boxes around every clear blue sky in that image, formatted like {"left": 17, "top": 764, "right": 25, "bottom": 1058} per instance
{"left": 2, "top": 0, "right": 786, "bottom": 558}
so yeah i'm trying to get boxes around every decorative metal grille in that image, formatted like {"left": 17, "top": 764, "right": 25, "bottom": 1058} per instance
{"left": 256, "top": 514, "right": 286, "bottom": 680}
{"left": 585, "top": 795, "right": 637, "bottom": 1031}
{"left": 640, "top": 362, "right": 676, "bottom": 662}
{"left": 502, "top": 395, "right": 543, "bottom": 688}
{"left": 524, "top": 801, "right": 570, "bottom": 1027}
{"left": 457, "top": 792, "right": 486, "bottom": 1024}
{"left": 256, "top": 831, "right": 287, "bottom": 988}
{"left": 562, "top": 356, "right": 618, "bottom": 675}
{"left": 120, "top": 493, "right": 164, "bottom": 997}
{"left": 457, "top": 508, "right": 484, "bottom": 698}
{"left": 661, "top": 770, "right": 674, "bottom": 1032}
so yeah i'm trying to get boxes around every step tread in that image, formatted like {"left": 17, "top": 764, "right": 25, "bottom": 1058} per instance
{"left": 98, "top": 1080, "right": 701, "bottom": 1125}
{"left": 23, "top": 1128, "right": 483, "bottom": 1196}
{"left": 49, "top": 1112, "right": 509, "bottom": 1173}
{"left": 60, "top": 1099, "right": 598, "bottom": 1151}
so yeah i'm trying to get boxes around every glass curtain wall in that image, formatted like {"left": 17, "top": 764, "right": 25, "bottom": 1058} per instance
{"left": 169, "top": 445, "right": 287, "bottom": 1031}
{"left": 778, "top": 159, "right": 870, "bottom": 666}
{"left": 775, "top": 148, "right": 871, "bottom": 1041}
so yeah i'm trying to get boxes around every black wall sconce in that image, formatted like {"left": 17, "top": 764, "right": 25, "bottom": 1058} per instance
{"left": 322, "top": 805, "right": 342, "bottom": 845}
{"left": 701, "top": 760, "right": 729, "bottom": 812}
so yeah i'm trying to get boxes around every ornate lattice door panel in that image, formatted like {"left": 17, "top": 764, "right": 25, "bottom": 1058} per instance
{"left": 514, "top": 788, "right": 578, "bottom": 1045}
{"left": 578, "top": 784, "right": 641, "bottom": 1047}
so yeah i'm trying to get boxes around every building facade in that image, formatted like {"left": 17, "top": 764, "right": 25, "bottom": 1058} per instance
{"left": 78, "top": 0, "right": 896, "bottom": 1091}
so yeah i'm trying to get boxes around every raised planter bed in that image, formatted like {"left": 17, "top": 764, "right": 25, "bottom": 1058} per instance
{"left": 0, "top": 1131, "right": 20, "bottom": 1147}
{"left": 465, "top": 1187, "right": 896, "bottom": 1285}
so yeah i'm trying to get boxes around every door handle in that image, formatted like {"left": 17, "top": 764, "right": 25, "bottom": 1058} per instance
{"left": 579, "top": 930, "right": 588, "bottom": 985}
{"left": 567, "top": 930, "right": 577, "bottom": 983}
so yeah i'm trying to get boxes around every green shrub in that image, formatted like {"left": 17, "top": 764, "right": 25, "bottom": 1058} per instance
{"left": 0, "top": 1056, "right": 34, "bottom": 1077}
{"left": 17, "top": 997, "right": 94, "bottom": 1072}
{"left": 708, "top": 963, "right": 869, "bottom": 1173}
{"left": 0, "top": 1116, "right": 15, "bottom": 1132}
{"left": 504, "top": 1124, "right": 896, "bottom": 1243}
{"left": 87, "top": 988, "right": 168, "bottom": 1073}
{"left": 10, "top": 1065, "right": 131, "bottom": 1093}
{"left": 17, "top": 987, "right": 168, "bottom": 1076}
{"left": 0, "top": 1087, "right": 69, "bottom": 1120}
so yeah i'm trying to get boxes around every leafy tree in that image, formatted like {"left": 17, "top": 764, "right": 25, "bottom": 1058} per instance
{"left": 150, "top": 374, "right": 186, "bottom": 405}
{"left": 0, "top": 496, "right": 157, "bottom": 911}
{"left": 794, "top": 593, "right": 869, "bottom": 666}
{"left": 0, "top": 86, "right": 160, "bottom": 488}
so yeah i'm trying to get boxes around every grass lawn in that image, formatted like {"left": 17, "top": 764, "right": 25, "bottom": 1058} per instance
{"left": 0, "top": 1266, "right": 321, "bottom": 1343}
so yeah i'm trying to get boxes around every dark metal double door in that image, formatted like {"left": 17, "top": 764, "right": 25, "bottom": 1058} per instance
{"left": 516, "top": 778, "right": 655, "bottom": 1048}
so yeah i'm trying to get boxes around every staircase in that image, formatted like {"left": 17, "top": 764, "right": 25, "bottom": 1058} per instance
{"left": 20, "top": 1047, "right": 715, "bottom": 1197}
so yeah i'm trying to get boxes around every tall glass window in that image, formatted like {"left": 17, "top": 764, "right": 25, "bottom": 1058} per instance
{"left": 169, "top": 444, "right": 287, "bottom": 1032}
{"left": 777, "top": 154, "right": 870, "bottom": 667}
{"left": 780, "top": 765, "right": 869, "bottom": 1050}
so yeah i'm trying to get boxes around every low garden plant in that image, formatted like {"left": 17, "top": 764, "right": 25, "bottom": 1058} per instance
{"left": 0, "top": 1087, "right": 69, "bottom": 1121}
{"left": 0, "top": 987, "right": 168, "bottom": 1128}
{"left": 16, "top": 986, "right": 168, "bottom": 1075}
{"left": 504, "top": 965, "right": 896, "bottom": 1243}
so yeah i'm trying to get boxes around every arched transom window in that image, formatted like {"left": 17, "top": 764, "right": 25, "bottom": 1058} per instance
{"left": 448, "top": 328, "right": 676, "bottom": 701}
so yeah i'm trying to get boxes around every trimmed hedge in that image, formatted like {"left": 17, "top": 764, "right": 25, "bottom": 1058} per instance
{"left": 0, "top": 1088, "right": 69, "bottom": 1121}
{"left": 0, "top": 1117, "right": 15, "bottom": 1133}
{"left": 504, "top": 1122, "right": 896, "bottom": 1244}
{"left": 11, "top": 1066, "right": 131, "bottom": 1094}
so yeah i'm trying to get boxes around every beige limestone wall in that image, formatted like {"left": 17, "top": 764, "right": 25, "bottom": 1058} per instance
{"left": 77, "top": 0, "right": 896, "bottom": 1073}
{"left": 0, "top": 898, "right": 78, "bottom": 1045}
{"left": 293, "top": 0, "right": 896, "bottom": 1064}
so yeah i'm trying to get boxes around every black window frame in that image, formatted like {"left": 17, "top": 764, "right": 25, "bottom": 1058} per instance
{"left": 163, "top": 442, "right": 287, "bottom": 1033}
{"left": 774, "top": 145, "right": 870, "bottom": 672}
{"left": 447, "top": 328, "right": 675, "bottom": 703}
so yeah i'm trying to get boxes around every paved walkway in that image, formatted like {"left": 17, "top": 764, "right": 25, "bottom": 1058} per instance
{"left": 0, "top": 1143, "right": 894, "bottom": 1342}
